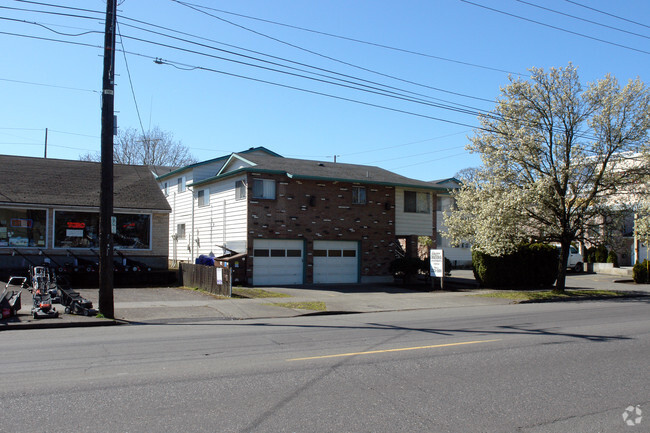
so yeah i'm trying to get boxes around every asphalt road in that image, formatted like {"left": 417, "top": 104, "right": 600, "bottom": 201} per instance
{"left": 1, "top": 299, "right": 648, "bottom": 433}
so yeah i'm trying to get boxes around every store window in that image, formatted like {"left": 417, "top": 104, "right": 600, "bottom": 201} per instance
{"left": 54, "top": 211, "right": 151, "bottom": 249}
{"left": 0, "top": 208, "right": 47, "bottom": 248}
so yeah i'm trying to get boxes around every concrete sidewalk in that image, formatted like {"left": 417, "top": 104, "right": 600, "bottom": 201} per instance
{"left": 2, "top": 270, "right": 648, "bottom": 330}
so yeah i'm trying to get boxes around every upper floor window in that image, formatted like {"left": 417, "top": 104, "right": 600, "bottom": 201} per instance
{"left": 252, "top": 178, "right": 275, "bottom": 199}
{"left": 162, "top": 182, "right": 169, "bottom": 197}
{"left": 177, "top": 176, "right": 186, "bottom": 193}
{"left": 404, "top": 191, "right": 430, "bottom": 213}
{"left": 197, "top": 189, "right": 210, "bottom": 207}
{"left": 352, "top": 186, "right": 366, "bottom": 204}
{"left": 235, "top": 180, "right": 246, "bottom": 200}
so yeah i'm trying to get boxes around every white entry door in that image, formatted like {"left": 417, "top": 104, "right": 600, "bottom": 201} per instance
{"left": 252, "top": 239, "right": 304, "bottom": 285}
{"left": 313, "top": 240, "right": 359, "bottom": 283}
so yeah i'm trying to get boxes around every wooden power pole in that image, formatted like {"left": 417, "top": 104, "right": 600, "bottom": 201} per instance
{"left": 99, "top": 0, "right": 117, "bottom": 318}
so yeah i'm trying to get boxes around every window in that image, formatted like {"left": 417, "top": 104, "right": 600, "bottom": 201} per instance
{"left": 235, "top": 180, "right": 246, "bottom": 200}
{"left": 54, "top": 211, "right": 151, "bottom": 249}
{"left": 404, "top": 191, "right": 430, "bottom": 213}
{"left": 252, "top": 179, "right": 275, "bottom": 199}
{"left": 0, "top": 208, "right": 47, "bottom": 248}
{"left": 352, "top": 186, "right": 366, "bottom": 204}
{"left": 176, "top": 223, "right": 186, "bottom": 239}
{"left": 162, "top": 182, "right": 169, "bottom": 197}
{"left": 177, "top": 176, "right": 186, "bottom": 193}
{"left": 198, "top": 189, "right": 210, "bottom": 207}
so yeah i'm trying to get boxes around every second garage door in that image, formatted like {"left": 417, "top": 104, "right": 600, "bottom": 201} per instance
{"left": 313, "top": 240, "right": 359, "bottom": 284}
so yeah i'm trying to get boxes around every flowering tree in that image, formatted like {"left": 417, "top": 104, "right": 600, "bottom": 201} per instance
{"left": 445, "top": 65, "right": 650, "bottom": 292}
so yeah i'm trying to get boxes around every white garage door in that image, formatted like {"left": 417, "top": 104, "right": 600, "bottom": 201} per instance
{"left": 253, "top": 239, "right": 304, "bottom": 285}
{"left": 313, "top": 240, "right": 359, "bottom": 284}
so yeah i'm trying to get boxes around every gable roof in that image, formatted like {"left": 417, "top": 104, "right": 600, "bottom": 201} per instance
{"left": 194, "top": 152, "right": 447, "bottom": 191}
{"left": 0, "top": 155, "right": 170, "bottom": 211}
{"left": 429, "top": 178, "right": 462, "bottom": 189}
{"left": 156, "top": 146, "right": 281, "bottom": 181}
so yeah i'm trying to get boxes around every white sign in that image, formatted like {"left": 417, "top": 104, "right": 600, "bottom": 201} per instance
{"left": 216, "top": 267, "right": 223, "bottom": 285}
{"left": 66, "top": 229, "right": 84, "bottom": 238}
{"left": 430, "top": 249, "right": 444, "bottom": 277}
{"left": 111, "top": 216, "right": 117, "bottom": 234}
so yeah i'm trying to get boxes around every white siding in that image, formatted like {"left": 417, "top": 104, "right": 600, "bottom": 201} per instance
{"left": 395, "top": 187, "right": 433, "bottom": 236}
{"left": 167, "top": 175, "right": 194, "bottom": 264}
{"left": 192, "top": 175, "right": 248, "bottom": 259}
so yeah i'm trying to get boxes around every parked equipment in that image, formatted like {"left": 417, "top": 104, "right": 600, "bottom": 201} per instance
{"left": 58, "top": 285, "right": 96, "bottom": 316}
{"left": 29, "top": 266, "right": 59, "bottom": 319}
{"left": 1, "top": 277, "right": 24, "bottom": 319}
{"left": 66, "top": 249, "right": 98, "bottom": 272}
{"left": 116, "top": 250, "right": 152, "bottom": 272}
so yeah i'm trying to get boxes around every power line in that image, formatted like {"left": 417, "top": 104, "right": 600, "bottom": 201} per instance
{"left": 117, "top": 19, "right": 493, "bottom": 111}
{"left": 117, "top": 22, "right": 146, "bottom": 136}
{"left": 172, "top": 0, "right": 498, "bottom": 103}
{"left": 172, "top": 0, "right": 528, "bottom": 77}
{"left": 460, "top": 0, "right": 650, "bottom": 55}
{"left": 0, "top": 77, "right": 98, "bottom": 93}
{"left": 516, "top": 0, "right": 650, "bottom": 41}
{"left": 564, "top": 0, "right": 650, "bottom": 31}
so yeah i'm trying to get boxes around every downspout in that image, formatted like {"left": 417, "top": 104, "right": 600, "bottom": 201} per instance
{"left": 223, "top": 200, "right": 227, "bottom": 255}
{"left": 173, "top": 192, "right": 177, "bottom": 265}
{"left": 191, "top": 187, "right": 195, "bottom": 261}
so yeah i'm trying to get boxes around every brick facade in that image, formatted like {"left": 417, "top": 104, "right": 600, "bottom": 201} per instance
{"left": 246, "top": 173, "right": 398, "bottom": 283}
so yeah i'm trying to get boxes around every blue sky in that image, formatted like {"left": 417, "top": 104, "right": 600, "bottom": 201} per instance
{"left": 1, "top": 0, "right": 649, "bottom": 181}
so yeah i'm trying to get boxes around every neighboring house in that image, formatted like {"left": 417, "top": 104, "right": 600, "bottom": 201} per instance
{"left": 0, "top": 155, "right": 171, "bottom": 273}
{"left": 429, "top": 178, "right": 472, "bottom": 267}
{"left": 157, "top": 147, "right": 450, "bottom": 285}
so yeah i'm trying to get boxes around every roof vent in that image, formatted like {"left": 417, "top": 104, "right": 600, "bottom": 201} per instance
{"left": 318, "top": 163, "right": 325, "bottom": 167}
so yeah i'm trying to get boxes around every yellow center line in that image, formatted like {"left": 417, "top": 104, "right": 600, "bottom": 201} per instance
{"left": 287, "top": 339, "right": 501, "bottom": 361}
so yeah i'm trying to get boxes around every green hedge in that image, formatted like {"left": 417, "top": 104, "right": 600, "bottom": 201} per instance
{"left": 633, "top": 260, "right": 649, "bottom": 284}
{"left": 472, "top": 243, "right": 559, "bottom": 288}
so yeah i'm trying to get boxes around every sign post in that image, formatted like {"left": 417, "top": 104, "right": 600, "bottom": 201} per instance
{"left": 430, "top": 249, "right": 444, "bottom": 290}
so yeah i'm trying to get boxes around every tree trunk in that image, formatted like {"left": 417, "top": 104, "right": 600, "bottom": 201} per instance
{"left": 554, "top": 240, "right": 571, "bottom": 293}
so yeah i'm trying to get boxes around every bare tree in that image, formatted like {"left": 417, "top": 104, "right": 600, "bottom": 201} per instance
{"left": 81, "top": 126, "right": 196, "bottom": 167}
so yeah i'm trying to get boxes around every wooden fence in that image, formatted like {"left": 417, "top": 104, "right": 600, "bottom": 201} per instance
{"left": 179, "top": 263, "right": 232, "bottom": 296}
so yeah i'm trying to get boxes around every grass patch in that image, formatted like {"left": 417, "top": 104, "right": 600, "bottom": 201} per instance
{"left": 232, "top": 288, "right": 291, "bottom": 299}
{"left": 474, "top": 289, "right": 627, "bottom": 302}
{"left": 267, "top": 301, "right": 327, "bottom": 311}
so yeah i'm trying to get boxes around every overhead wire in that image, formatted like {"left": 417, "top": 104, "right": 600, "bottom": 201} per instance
{"left": 564, "top": 0, "right": 650, "bottom": 31}
{"left": 460, "top": 0, "right": 650, "bottom": 55}
{"left": 171, "top": 0, "right": 499, "bottom": 103}
{"left": 515, "top": 0, "right": 650, "bottom": 41}
{"left": 117, "top": 21, "right": 146, "bottom": 136}
{"left": 172, "top": 0, "right": 528, "bottom": 77}
{"left": 2, "top": 1, "right": 608, "bottom": 154}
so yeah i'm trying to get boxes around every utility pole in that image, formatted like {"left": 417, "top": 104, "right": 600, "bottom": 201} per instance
{"left": 99, "top": 0, "right": 117, "bottom": 318}
{"left": 44, "top": 128, "right": 48, "bottom": 158}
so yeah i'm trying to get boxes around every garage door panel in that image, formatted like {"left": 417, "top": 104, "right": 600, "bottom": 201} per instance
{"left": 313, "top": 240, "right": 358, "bottom": 284}
{"left": 253, "top": 240, "right": 304, "bottom": 285}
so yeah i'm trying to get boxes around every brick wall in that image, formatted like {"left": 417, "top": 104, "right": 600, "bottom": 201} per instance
{"left": 246, "top": 173, "right": 397, "bottom": 283}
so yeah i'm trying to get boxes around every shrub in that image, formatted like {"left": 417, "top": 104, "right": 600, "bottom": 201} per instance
{"left": 389, "top": 257, "right": 428, "bottom": 283}
{"left": 633, "top": 260, "right": 649, "bottom": 284}
{"left": 594, "top": 245, "right": 609, "bottom": 263}
{"left": 606, "top": 251, "right": 619, "bottom": 267}
{"left": 471, "top": 243, "right": 559, "bottom": 289}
